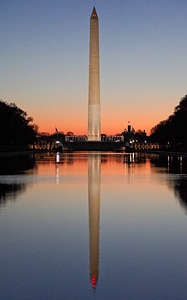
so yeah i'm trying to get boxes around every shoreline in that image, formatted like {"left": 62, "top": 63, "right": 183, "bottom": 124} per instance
{"left": 0, "top": 149, "right": 187, "bottom": 158}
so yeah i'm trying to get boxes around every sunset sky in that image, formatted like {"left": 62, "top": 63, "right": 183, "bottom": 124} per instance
{"left": 1, "top": 0, "right": 187, "bottom": 135}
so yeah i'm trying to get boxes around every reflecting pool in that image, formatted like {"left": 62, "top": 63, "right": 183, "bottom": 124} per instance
{"left": 0, "top": 152, "right": 187, "bottom": 300}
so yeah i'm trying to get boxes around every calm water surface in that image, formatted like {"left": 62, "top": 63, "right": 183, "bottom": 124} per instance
{"left": 0, "top": 152, "right": 187, "bottom": 300}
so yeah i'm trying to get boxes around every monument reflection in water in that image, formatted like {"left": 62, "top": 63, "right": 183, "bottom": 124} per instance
{"left": 56, "top": 151, "right": 101, "bottom": 289}
{"left": 88, "top": 153, "right": 100, "bottom": 289}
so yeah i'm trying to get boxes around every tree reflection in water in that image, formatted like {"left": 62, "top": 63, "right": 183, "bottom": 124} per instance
{"left": 174, "top": 176, "right": 187, "bottom": 211}
{"left": 0, "top": 154, "right": 35, "bottom": 206}
{"left": 150, "top": 154, "right": 187, "bottom": 212}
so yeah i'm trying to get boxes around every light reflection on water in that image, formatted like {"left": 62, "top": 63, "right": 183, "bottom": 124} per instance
{"left": 0, "top": 152, "right": 187, "bottom": 300}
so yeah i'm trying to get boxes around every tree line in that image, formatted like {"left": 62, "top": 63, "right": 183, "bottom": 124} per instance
{"left": 150, "top": 95, "right": 187, "bottom": 151}
{"left": 0, "top": 100, "right": 37, "bottom": 149}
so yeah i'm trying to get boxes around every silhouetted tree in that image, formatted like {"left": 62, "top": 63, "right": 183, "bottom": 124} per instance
{"left": 0, "top": 100, "right": 37, "bottom": 147}
{"left": 150, "top": 95, "right": 187, "bottom": 151}
{"left": 66, "top": 131, "right": 74, "bottom": 136}
{"left": 134, "top": 130, "right": 147, "bottom": 142}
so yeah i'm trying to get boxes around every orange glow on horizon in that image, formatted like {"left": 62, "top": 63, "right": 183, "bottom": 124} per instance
{"left": 37, "top": 119, "right": 154, "bottom": 136}
{"left": 33, "top": 107, "right": 165, "bottom": 136}
{"left": 29, "top": 93, "right": 173, "bottom": 137}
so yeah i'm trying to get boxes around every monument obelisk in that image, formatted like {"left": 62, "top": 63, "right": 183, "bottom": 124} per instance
{"left": 88, "top": 7, "right": 101, "bottom": 141}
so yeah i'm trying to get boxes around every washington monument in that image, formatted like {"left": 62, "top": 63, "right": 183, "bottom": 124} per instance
{"left": 88, "top": 7, "right": 101, "bottom": 141}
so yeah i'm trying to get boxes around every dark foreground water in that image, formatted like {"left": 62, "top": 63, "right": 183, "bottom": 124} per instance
{"left": 0, "top": 152, "right": 187, "bottom": 300}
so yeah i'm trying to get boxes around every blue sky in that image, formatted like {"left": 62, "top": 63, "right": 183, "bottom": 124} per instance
{"left": 1, "top": 0, "right": 187, "bottom": 135}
